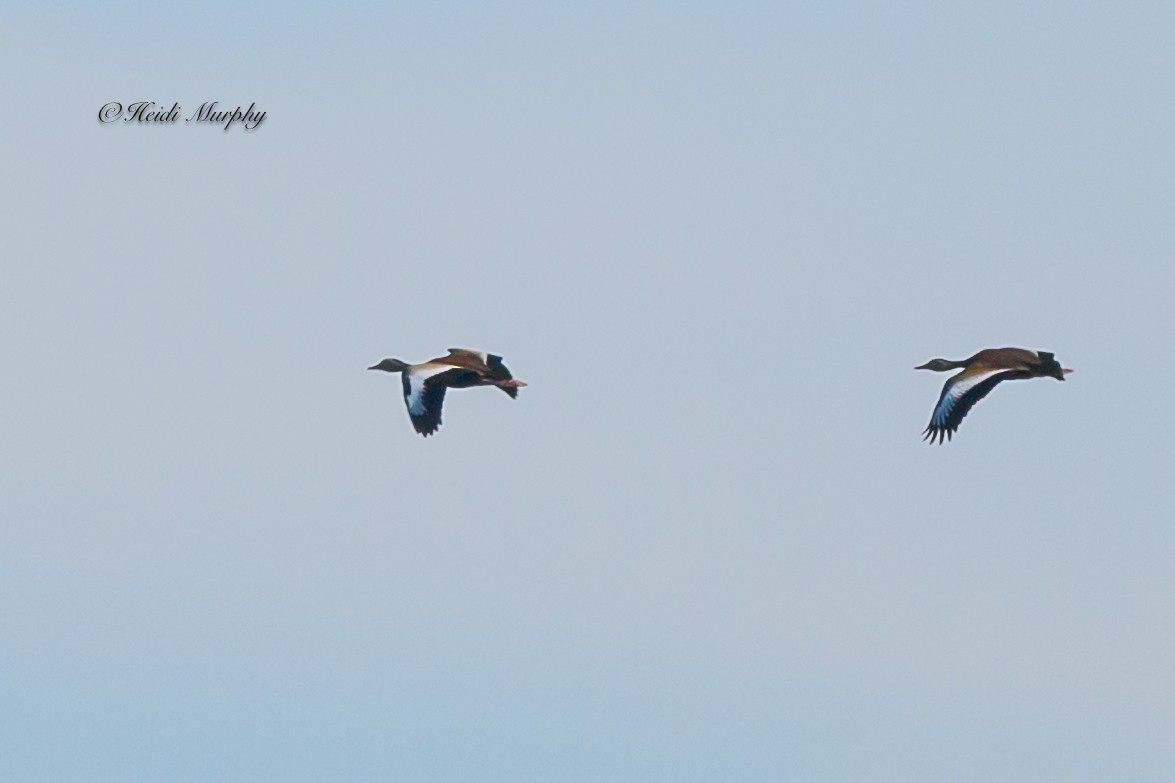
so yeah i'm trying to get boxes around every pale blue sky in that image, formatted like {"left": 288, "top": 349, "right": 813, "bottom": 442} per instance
{"left": 2, "top": 2, "right": 1174, "bottom": 780}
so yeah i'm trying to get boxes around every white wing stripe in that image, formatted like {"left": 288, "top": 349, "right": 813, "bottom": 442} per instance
{"left": 932, "top": 369, "right": 1006, "bottom": 426}
{"left": 404, "top": 365, "right": 453, "bottom": 415}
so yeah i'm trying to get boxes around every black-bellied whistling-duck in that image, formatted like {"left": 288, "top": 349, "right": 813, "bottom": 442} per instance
{"left": 368, "top": 348, "right": 526, "bottom": 437}
{"left": 916, "top": 348, "right": 1072, "bottom": 443}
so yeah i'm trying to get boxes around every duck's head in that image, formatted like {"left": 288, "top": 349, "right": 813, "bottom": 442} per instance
{"left": 368, "top": 358, "right": 409, "bottom": 373}
{"left": 915, "top": 358, "right": 956, "bottom": 372}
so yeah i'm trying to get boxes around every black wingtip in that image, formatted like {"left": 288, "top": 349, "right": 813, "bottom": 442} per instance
{"left": 922, "top": 425, "right": 953, "bottom": 444}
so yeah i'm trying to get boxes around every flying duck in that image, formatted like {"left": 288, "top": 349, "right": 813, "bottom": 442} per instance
{"left": 368, "top": 348, "right": 527, "bottom": 437}
{"left": 916, "top": 348, "right": 1072, "bottom": 443}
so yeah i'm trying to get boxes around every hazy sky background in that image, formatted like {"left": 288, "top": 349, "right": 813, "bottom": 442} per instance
{"left": 3, "top": 1, "right": 1174, "bottom": 780}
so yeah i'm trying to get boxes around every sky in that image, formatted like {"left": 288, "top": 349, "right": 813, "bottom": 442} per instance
{"left": 2, "top": 1, "right": 1174, "bottom": 780}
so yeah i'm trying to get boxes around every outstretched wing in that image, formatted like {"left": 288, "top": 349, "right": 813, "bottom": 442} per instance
{"left": 923, "top": 368, "right": 1025, "bottom": 444}
{"left": 402, "top": 365, "right": 474, "bottom": 437}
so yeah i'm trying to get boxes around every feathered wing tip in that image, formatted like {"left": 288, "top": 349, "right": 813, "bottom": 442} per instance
{"left": 921, "top": 425, "right": 953, "bottom": 445}
{"left": 921, "top": 368, "right": 1015, "bottom": 445}
{"left": 401, "top": 366, "right": 453, "bottom": 437}
{"left": 408, "top": 387, "right": 445, "bottom": 437}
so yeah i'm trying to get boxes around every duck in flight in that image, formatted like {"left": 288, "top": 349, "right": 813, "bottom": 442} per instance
{"left": 916, "top": 348, "right": 1072, "bottom": 443}
{"left": 368, "top": 348, "right": 527, "bottom": 437}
